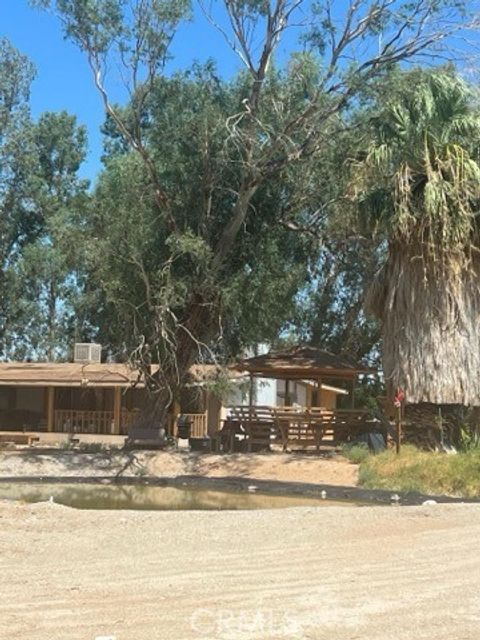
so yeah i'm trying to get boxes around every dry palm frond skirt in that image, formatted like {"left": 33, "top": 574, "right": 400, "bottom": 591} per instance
{"left": 367, "top": 244, "right": 480, "bottom": 447}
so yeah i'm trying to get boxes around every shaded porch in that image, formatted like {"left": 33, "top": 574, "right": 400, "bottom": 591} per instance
{"left": 0, "top": 362, "right": 151, "bottom": 437}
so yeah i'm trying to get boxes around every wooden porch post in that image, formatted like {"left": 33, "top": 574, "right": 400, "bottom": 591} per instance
{"left": 317, "top": 378, "right": 322, "bottom": 407}
{"left": 47, "top": 386, "right": 55, "bottom": 432}
{"left": 306, "top": 383, "right": 312, "bottom": 408}
{"left": 285, "top": 379, "right": 291, "bottom": 406}
{"left": 351, "top": 377, "right": 356, "bottom": 409}
{"left": 113, "top": 387, "right": 122, "bottom": 435}
{"left": 248, "top": 374, "right": 255, "bottom": 409}
{"left": 203, "top": 389, "right": 210, "bottom": 437}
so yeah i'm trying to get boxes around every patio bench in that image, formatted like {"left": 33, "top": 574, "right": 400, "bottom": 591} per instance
{"left": 124, "top": 426, "right": 170, "bottom": 450}
{"left": 224, "top": 406, "right": 279, "bottom": 452}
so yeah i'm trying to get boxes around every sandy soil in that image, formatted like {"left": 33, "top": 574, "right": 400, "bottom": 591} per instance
{"left": 1, "top": 501, "right": 480, "bottom": 640}
{"left": 0, "top": 449, "right": 358, "bottom": 486}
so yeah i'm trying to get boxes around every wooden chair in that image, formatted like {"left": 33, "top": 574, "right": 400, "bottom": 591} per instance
{"left": 219, "top": 415, "right": 245, "bottom": 452}
{"left": 227, "top": 406, "right": 277, "bottom": 452}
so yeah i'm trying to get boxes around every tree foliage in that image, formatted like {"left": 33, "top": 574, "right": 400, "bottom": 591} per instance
{"left": 11, "top": 112, "right": 89, "bottom": 359}
{"left": 0, "top": 39, "right": 89, "bottom": 359}
{"left": 4, "top": 2, "right": 480, "bottom": 421}
{"left": 87, "top": 67, "right": 320, "bottom": 365}
{"left": 0, "top": 39, "right": 37, "bottom": 353}
{"left": 349, "top": 68, "right": 480, "bottom": 259}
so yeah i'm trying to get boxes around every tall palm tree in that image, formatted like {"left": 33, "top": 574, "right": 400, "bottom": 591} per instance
{"left": 349, "top": 69, "right": 480, "bottom": 429}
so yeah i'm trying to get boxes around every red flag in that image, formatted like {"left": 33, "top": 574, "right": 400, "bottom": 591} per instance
{"left": 394, "top": 388, "right": 405, "bottom": 408}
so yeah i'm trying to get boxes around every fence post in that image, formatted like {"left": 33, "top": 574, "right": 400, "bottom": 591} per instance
{"left": 47, "top": 387, "right": 55, "bottom": 432}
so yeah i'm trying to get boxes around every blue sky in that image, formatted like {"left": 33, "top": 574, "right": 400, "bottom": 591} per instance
{"left": 0, "top": 1, "right": 249, "bottom": 182}
{"left": 1, "top": 1, "right": 475, "bottom": 183}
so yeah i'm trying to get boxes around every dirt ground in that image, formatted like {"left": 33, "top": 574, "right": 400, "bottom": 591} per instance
{"left": 0, "top": 448, "right": 358, "bottom": 486}
{"left": 1, "top": 500, "right": 480, "bottom": 640}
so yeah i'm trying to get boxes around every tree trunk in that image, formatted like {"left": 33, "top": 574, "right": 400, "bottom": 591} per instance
{"left": 367, "top": 244, "right": 480, "bottom": 407}
{"left": 129, "top": 298, "right": 217, "bottom": 434}
{"left": 47, "top": 282, "right": 56, "bottom": 362}
{"left": 130, "top": 388, "right": 173, "bottom": 433}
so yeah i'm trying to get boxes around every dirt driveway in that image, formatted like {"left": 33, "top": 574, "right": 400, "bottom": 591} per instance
{"left": 1, "top": 501, "right": 479, "bottom": 639}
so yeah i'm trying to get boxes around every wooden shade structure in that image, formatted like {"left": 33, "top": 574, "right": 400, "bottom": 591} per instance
{"left": 237, "top": 346, "right": 375, "bottom": 409}
{"left": 237, "top": 346, "right": 373, "bottom": 380}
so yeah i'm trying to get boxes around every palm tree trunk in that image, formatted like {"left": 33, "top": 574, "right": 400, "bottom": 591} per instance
{"left": 368, "top": 243, "right": 480, "bottom": 435}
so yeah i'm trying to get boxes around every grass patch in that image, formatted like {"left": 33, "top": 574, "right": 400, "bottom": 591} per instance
{"left": 342, "top": 443, "right": 370, "bottom": 464}
{"left": 357, "top": 445, "right": 480, "bottom": 497}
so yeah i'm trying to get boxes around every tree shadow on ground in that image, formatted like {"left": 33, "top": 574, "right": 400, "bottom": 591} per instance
{"left": 0, "top": 447, "right": 146, "bottom": 476}
{"left": 183, "top": 448, "right": 340, "bottom": 478}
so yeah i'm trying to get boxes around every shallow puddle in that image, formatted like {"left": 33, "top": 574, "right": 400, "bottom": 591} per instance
{"left": 0, "top": 482, "right": 361, "bottom": 510}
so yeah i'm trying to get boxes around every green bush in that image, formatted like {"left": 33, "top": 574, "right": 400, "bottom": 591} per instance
{"left": 342, "top": 443, "right": 370, "bottom": 464}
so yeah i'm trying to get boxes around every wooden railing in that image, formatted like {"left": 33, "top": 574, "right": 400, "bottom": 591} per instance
{"left": 222, "top": 406, "right": 376, "bottom": 451}
{"left": 173, "top": 412, "right": 208, "bottom": 438}
{"left": 54, "top": 409, "right": 133, "bottom": 435}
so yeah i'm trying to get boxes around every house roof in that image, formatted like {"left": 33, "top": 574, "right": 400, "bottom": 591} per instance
{"left": 0, "top": 361, "right": 244, "bottom": 389}
{"left": 237, "top": 346, "right": 374, "bottom": 380}
{"left": 0, "top": 351, "right": 372, "bottom": 389}
{"left": 0, "top": 362, "right": 144, "bottom": 388}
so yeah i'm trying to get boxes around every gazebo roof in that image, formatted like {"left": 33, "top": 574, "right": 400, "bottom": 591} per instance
{"left": 237, "top": 346, "right": 374, "bottom": 380}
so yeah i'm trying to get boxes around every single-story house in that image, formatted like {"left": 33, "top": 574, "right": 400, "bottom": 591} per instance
{"left": 0, "top": 361, "right": 242, "bottom": 439}
{"left": 0, "top": 346, "right": 372, "bottom": 441}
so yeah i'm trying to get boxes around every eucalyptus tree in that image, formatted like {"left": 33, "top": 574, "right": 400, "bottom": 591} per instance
{"left": 0, "top": 37, "right": 89, "bottom": 359}
{"left": 10, "top": 112, "right": 89, "bottom": 360}
{"left": 0, "top": 39, "right": 37, "bottom": 354}
{"left": 34, "top": 0, "right": 478, "bottom": 427}
{"left": 348, "top": 69, "right": 480, "bottom": 418}
{"left": 294, "top": 238, "right": 382, "bottom": 362}
{"left": 88, "top": 66, "right": 319, "bottom": 363}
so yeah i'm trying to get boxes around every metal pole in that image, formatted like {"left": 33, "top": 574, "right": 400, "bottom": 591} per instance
{"left": 395, "top": 404, "right": 402, "bottom": 454}
{"left": 248, "top": 374, "right": 254, "bottom": 453}
{"left": 394, "top": 390, "right": 405, "bottom": 454}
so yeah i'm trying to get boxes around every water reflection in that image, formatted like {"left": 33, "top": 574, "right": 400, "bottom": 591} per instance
{"left": 0, "top": 483, "right": 355, "bottom": 511}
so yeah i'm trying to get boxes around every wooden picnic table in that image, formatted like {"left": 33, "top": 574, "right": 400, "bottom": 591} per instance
{"left": 219, "top": 406, "right": 379, "bottom": 453}
{"left": 220, "top": 406, "right": 279, "bottom": 452}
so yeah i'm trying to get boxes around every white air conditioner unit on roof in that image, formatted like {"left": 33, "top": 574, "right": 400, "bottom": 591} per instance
{"left": 74, "top": 343, "right": 102, "bottom": 364}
